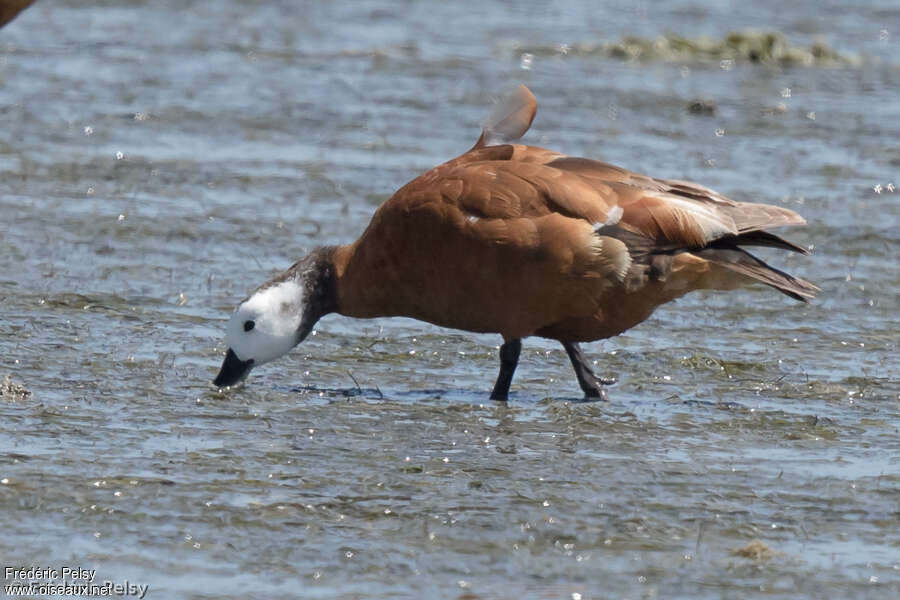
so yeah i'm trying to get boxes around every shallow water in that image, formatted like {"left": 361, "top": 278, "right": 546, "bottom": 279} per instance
{"left": 1, "top": 1, "right": 898, "bottom": 598}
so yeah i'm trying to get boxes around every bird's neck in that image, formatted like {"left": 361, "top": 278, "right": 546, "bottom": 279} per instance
{"left": 330, "top": 240, "right": 401, "bottom": 319}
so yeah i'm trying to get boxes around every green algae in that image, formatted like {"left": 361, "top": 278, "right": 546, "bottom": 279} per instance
{"left": 526, "top": 30, "right": 857, "bottom": 66}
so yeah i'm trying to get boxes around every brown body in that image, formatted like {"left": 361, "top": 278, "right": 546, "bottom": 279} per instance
{"left": 214, "top": 85, "right": 816, "bottom": 398}
{"left": 329, "top": 88, "right": 815, "bottom": 345}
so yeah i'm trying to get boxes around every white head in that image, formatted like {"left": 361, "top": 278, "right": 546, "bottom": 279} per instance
{"left": 213, "top": 248, "right": 336, "bottom": 387}
{"left": 226, "top": 280, "right": 305, "bottom": 365}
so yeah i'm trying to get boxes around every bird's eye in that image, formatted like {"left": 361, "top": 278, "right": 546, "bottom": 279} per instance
{"left": 243, "top": 320, "right": 255, "bottom": 332}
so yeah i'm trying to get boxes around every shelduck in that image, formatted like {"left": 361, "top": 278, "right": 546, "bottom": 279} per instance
{"left": 214, "top": 85, "right": 816, "bottom": 400}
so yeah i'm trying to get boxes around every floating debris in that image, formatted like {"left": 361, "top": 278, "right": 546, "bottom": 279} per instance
{"left": 521, "top": 31, "right": 855, "bottom": 67}
{"left": 1, "top": 374, "right": 30, "bottom": 401}
{"left": 761, "top": 102, "right": 789, "bottom": 116}
{"left": 732, "top": 539, "right": 780, "bottom": 561}
{"left": 687, "top": 99, "right": 717, "bottom": 115}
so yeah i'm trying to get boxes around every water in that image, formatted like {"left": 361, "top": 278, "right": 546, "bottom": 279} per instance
{"left": 1, "top": 1, "right": 898, "bottom": 598}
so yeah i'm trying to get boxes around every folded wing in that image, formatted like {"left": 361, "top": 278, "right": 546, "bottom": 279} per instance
{"left": 433, "top": 150, "right": 816, "bottom": 302}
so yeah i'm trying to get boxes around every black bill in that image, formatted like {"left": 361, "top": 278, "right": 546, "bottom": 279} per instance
{"left": 213, "top": 348, "right": 254, "bottom": 387}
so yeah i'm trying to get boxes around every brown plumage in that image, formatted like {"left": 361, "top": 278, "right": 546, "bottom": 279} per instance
{"left": 214, "top": 85, "right": 816, "bottom": 399}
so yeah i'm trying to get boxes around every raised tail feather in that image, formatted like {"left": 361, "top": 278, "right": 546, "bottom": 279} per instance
{"left": 471, "top": 84, "right": 537, "bottom": 150}
{"left": 696, "top": 246, "right": 819, "bottom": 302}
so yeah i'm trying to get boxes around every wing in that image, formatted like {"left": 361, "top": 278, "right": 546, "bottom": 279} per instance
{"left": 542, "top": 156, "right": 807, "bottom": 247}
{"left": 408, "top": 150, "right": 815, "bottom": 301}
{"left": 536, "top": 156, "right": 816, "bottom": 300}
{"left": 426, "top": 152, "right": 803, "bottom": 247}
{"left": 416, "top": 82, "right": 805, "bottom": 256}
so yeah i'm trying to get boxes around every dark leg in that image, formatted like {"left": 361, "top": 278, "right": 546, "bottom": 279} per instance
{"left": 562, "top": 341, "right": 615, "bottom": 400}
{"left": 490, "top": 339, "right": 522, "bottom": 401}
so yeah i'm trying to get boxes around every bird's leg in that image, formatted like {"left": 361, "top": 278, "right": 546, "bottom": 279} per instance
{"left": 562, "top": 341, "right": 615, "bottom": 400}
{"left": 490, "top": 339, "right": 522, "bottom": 401}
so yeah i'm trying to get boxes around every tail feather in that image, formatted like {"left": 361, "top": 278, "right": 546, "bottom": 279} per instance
{"left": 696, "top": 247, "right": 819, "bottom": 302}
{"left": 713, "top": 230, "right": 810, "bottom": 254}
{"left": 471, "top": 84, "right": 537, "bottom": 150}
